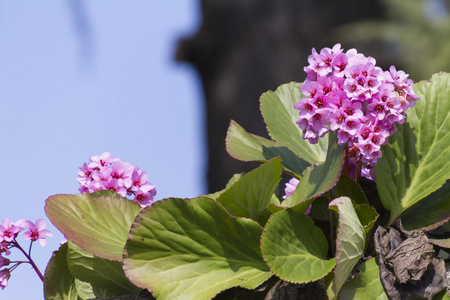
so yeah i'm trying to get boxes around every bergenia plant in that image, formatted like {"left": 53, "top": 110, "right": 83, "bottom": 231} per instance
{"left": 0, "top": 218, "right": 52, "bottom": 290}
{"left": 41, "top": 45, "right": 450, "bottom": 300}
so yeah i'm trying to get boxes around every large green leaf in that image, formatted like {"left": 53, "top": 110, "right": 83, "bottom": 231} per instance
{"left": 329, "top": 197, "right": 366, "bottom": 295}
{"left": 400, "top": 180, "right": 450, "bottom": 231}
{"left": 337, "top": 258, "right": 388, "bottom": 300}
{"left": 217, "top": 157, "right": 282, "bottom": 221}
{"left": 261, "top": 209, "right": 336, "bottom": 283}
{"left": 123, "top": 197, "right": 272, "bottom": 300}
{"left": 375, "top": 72, "right": 450, "bottom": 224}
{"left": 226, "top": 120, "right": 310, "bottom": 176}
{"left": 74, "top": 279, "right": 116, "bottom": 300}
{"left": 354, "top": 204, "right": 379, "bottom": 237}
{"left": 206, "top": 173, "right": 244, "bottom": 200}
{"left": 282, "top": 132, "right": 345, "bottom": 207}
{"left": 67, "top": 241, "right": 140, "bottom": 295}
{"left": 260, "top": 82, "right": 328, "bottom": 164}
{"left": 44, "top": 243, "right": 78, "bottom": 300}
{"left": 45, "top": 193, "right": 142, "bottom": 261}
{"left": 335, "top": 174, "right": 368, "bottom": 205}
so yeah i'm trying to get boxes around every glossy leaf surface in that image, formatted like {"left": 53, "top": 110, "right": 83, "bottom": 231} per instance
{"left": 338, "top": 258, "right": 388, "bottom": 300}
{"left": 329, "top": 197, "right": 366, "bottom": 295}
{"left": 261, "top": 209, "right": 335, "bottom": 283}
{"left": 217, "top": 157, "right": 282, "bottom": 221}
{"left": 260, "top": 82, "right": 328, "bottom": 164}
{"left": 282, "top": 132, "right": 345, "bottom": 207}
{"left": 45, "top": 193, "right": 141, "bottom": 261}
{"left": 375, "top": 72, "right": 450, "bottom": 223}
{"left": 67, "top": 241, "right": 140, "bottom": 295}
{"left": 44, "top": 243, "right": 78, "bottom": 300}
{"left": 123, "top": 197, "right": 272, "bottom": 300}
{"left": 226, "top": 120, "right": 310, "bottom": 176}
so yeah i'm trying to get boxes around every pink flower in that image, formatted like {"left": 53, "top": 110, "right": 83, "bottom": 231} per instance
{"left": 100, "top": 179, "right": 128, "bottom": 197}
{"left": 0, "top": 269, "right": 10, "bottom": 290}
{"left": 77, "top": 153, "right": 157, "bottom": 205}
{"left": 109, "top": 161, "right": 133, "bottom": 189}
{"left": 23, "top": 219, "right": 53, "bottom": 247}
{"left": 134, "top": 187, "right": 157, "bottom": 207}
{"left": 295, "top": 44, "right": 419, "bottom": 180}
{"left": 88, "top": 152, "right": 116, "bottom": 169}
{"left": 283, "top": 178, "right": 299, "bottom": 199}
{"left": 0, "top": 219, "right": 25, "bottom": 243}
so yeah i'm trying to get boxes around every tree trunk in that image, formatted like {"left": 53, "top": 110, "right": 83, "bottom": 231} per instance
{"left": 177, "top": 0, "right": 386, "bottom": 192}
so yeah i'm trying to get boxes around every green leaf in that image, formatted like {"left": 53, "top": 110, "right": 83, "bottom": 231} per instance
{"left": 206, "top": 173, "right": 244, "bottom": 200}
{"left": 217, "top": 157, "right": 282, "bottom": 221}
{"left": 123, "top": 197, "right": 272, "bottom": 300}
{"left": 433, "top": 289, "right": 450, "bottom": 300}
{"left": 325, "top": 272, "right": 336, "bottom": 300}
{"left": 74, "top": 279, "right": 115, "bottom": 300}
{"left": 375, "top": 72, "right": 450, "bottom": 224}
{"left": 260, "top": 82, "right": 328, "bottom": 164}
{"left": 226, "top": 120, "right": 310, "bottom": 176}
{"left": 329, "top": 197, "right": 366, "bottom": 295}
{"left": 337, "top": 258, "right": 389, "bottom": 300}
{"left": 308, "top": 196, "right": 332, "bottom": 221}
{"left": 90, "top": 190, "right": 123, "bottom": 198}
{"left": 335, "top": 174, "right": 368, "bottom": 205}
{"left": 354, "top": 204, "right": 379, "bottom": 236}
{"left": 261, "top": 209, "right": 336, "bottom": 283}
{"left": 258, "top": 202, "right": 284, "bottom": 227}
{"left": 44, "top": 243, "right": 78, "bottom": 300}
{"left": 281, "top": 132, "right": 345, "bottom": 207}
{"left": 400, "top": 181, "right": 450, "bottom": 231}
{"left": 67, "top": 241, "right": 140, "bottom": 295}
{"left": 45, "top": 193, "right": 142, "bottom": 261}
{"left": 428, "top": 238, "right": 450, "bottom": 249}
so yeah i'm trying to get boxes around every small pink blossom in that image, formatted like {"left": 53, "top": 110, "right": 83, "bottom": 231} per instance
{"left": 77, "top": 153, "right": 157, "bottom": 206}
{"left": 134, "top": 188, "right": 156, "bottom": 207}
{"left": 23, "top": 219, "right": 53, "bottom": 247}
{"left": 0, "top": 219, "right": 25, "bottom": 243}
{"left": 283, "top": 178, "right": 300, "bottom": 199}
{"left": 0, "top": 269, "right": 10, "bottom": 290}
{"left": 88, "top": 152, "right": 116, "bottom": 169}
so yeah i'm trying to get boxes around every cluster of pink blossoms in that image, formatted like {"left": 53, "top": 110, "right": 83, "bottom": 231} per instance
{"left": 295, "top": 44, "right": 419, "bottom": 179}
{"left": 0, "top": 218, "right": 53, "bottom": 289}
{"left": 77, "top": 152, "right": 157, "bottom": 207}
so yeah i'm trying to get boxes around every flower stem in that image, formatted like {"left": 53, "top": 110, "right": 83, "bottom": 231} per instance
{"left": 13, "top": 239, "right": 44, "bottom": 282}
{"left": 328, "top": 190, "right": 335, "bottom": 257}
{"left": 356, "top": 155, "right": 362, "bottom": 185}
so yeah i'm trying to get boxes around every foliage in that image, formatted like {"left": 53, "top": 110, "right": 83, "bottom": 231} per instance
{"left": 41, "top": 68, "right": 450, "bottom": 298}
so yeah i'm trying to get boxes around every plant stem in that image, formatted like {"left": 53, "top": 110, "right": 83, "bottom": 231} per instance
{"left": 330, "top": 209, "right": 335, "bottom": 257}
{"left": 356, "top": 155, "right": 362, "bottom": 185}
{"left": 343, "top": 146, "right": 349, "bottom": 177}
{"left": 328, "top": 190, "right": 335, "bottom": 257}
{"left": 13, "top": 239, "right": 44, "bottom": 282}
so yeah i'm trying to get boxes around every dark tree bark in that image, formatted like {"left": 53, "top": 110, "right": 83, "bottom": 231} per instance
{"left": 177, "top": 0, "right": 386, "bottom": 193}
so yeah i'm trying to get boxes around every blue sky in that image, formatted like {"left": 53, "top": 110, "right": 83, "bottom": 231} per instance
{"left": 0, "top": 1, "right": 204, "bottom": 298}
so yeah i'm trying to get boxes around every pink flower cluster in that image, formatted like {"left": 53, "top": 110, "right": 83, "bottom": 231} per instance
{"left": 295, "top": 44, "right": 419, "bottom": 179}
{"left": 0, "top": 218, "right": 52, "bottom": 289}
{"left": 77, "top": 152, "right": 157, "bottom": 207}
